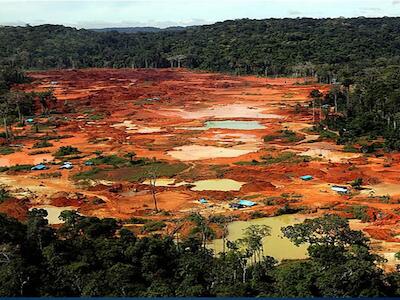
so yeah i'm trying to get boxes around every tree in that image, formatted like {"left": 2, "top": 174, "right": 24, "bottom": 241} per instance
{"left": 281, "top": 215, "right": 388, "bottom": 297}
{"left": 238, "top": 224, "right": 271, "bottom": 264}
{"left": 0, "top": 94, "right": 15, "bottom": 142}
{"left": 188, "top": 213, "right": 215, "bottom": 250}
{"left": 36, "top": 89, "right": 57, "bottom": 115}
{"left": 124, "top": 152, "right": 136, "bottom": 163}
{"left": 146, "top": 162, "right": 160, "bottom": 212}
{"left": 309, "top": 89, "right": 323, "bottom": 123}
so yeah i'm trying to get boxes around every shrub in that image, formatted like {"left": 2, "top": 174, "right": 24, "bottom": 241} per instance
{"left": 346, "top": 205, "right": 370, "bottom": 222}
{"left": 33, "top": 172, "right": 62, "bottom": 179}
{"left": 343, "top": 144, "right": 359, "bottom": 153}
{"left": 141, "top": 221, "right": 166, "bottom": 233}
{"left": 0, "top": 164, "right": 33, "bottom": 172}
{"left": 129, "top": 217, "right": 151, "bottom": 224}
{"left": 0, "top": 147, "right": 15, "bottom": 155}
{"left": 351, "top": 178, "right": 363, "bottom": 189}
{"left": 33, "top": 140, "right": 53, "bottom": 148}
{"left": 29, "top": 150, "right": 51, "bottom": 155}
{"left": 73, "top": 168, "right": 100, "bottom": 180}
{"left": 87, "top": 155, "right": 128, "bottom": 167}
{"left": 275, "top": 204, "right": 302, "bottom": 216}
{"left": 0, "top": 185, "right": 11, "bottom": 202}
{"left": 54, "top": 146, "right": 80, "bottom": 157}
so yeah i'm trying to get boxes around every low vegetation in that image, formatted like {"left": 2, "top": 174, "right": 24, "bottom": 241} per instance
{"left": 345, "top": 205, "right": 371, "bottom": 222}
{"left": 141, "top": 221, "right": 167, "bottom": 233}
{"left": 74, "top": 158, "right": 188, "bottom": 182}
{"left": 236, "top": 152, "right": 312, "bottom": 166}
{"left": 264, "top": 130, "right": 304, "bottom": 143}
{"left": 0, "top": 164, "right": 33, "bottom": 173}
{"left": 32, "top": 140, "right": 53, "bottom": 148}
{"left": 0, "top": 185, "right": 11, "bottom": 202}
{"left": 54, "top": 146, "right": 80, "bottom": 157}
{"left": 0, "top": 213, "right": 398, "bottom": 297}
{"left": 0, "top": 146, "right": 15, "bottom": 155}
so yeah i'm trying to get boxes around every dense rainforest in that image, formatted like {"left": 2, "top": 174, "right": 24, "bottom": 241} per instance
{"left": 1, "top": 17, "right": 400, "bottom": 80}
{"left": 1, "top": 211, "right": 400, "bottom": 297}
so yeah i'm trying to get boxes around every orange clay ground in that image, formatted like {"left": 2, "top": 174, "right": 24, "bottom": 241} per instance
{"left": 2, "top": 68, "right": 400, "bottom": 267}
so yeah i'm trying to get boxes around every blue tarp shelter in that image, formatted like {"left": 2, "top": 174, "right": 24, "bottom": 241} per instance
{"left": 31, "top": 164, "right": 47, "bottom": 171}
{"left": 238, "top": 200, "right": 256, "bottom": 207}
{"left": 331, "top": 185, "right": 349, "bottom": 193}
{"left": 60, "top": 162, "right": 73, "bottom": 169}
{"left": 301, "top": 175, "right": 313, "bottom": 181}
{"left": 199, "top": 198, "right": 208, "bottom": 204}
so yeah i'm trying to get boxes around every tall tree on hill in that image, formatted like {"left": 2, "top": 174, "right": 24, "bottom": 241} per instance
{"left": 309, "top": 89, "right": 323, "bottom": 123}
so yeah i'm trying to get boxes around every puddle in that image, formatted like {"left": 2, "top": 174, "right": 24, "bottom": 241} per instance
{"left": 111, "top": 120, "right": 137, "bottom": 130}
{"left": 360, "top": 183, "right": 400, "bottom": 197}
{"left": 191, "top": 179, "right": 245, "bottom": 191}
{"left": 210, "top": 215, "right": 308, "bottom": 261}
{"left": 142, "top": 178, "right": 189, "bottom": 187}
{"left": 136, "top": 127, "right": 163, "bottom": 134}
{"left": 167, "top": 145, "right": 256, "bottom": 161}
{"left": 161, "top": 104, "right": 283, "bottom": 119}
{"left": 300, "top": 148, "right": 360, "bottom": 163}
{"left": 29, "top": 205, "right": 77, "bottom": 225}
{"left": 112, "top": 121, "right": 163, "bottom": 134}
{"left": 204, "top": 120, "right": 265, "bottom": 130}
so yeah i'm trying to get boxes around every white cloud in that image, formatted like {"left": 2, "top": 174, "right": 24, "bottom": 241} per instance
{"left": 0, "top": 0, "right": 399, "bottom": 28}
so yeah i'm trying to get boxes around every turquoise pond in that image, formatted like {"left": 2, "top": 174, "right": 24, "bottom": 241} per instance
{"left": 204, "top": 120, "right": 265, "bottom": 130}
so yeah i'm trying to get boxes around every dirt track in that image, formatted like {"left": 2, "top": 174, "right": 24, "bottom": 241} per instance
{"left": 2, "top": 68, "right": 400, "bottom": 268}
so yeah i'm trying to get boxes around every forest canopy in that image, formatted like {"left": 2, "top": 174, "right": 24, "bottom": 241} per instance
{"left": 1, "top": 17, "right": 400, "bottom": 81}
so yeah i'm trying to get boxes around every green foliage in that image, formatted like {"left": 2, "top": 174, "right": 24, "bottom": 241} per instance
{"left": 0, "top": 164, "right": 33, "bottom": 172}
{"left": 28, "top": 149, "right": 51, "bottom": 155}
{"left": 32, "top": 140, "right": 53, "bottom": 148}
{"left": 0, "top": 211, "right": 397, "bottom": 296}
{"left": 72, "top": 167, "right": 100, "bottom": 180}
{"left": 343, "top": 144, "right": 359, "bottom": 153}
{"left": 351, "top": 177, "right": 363, "bottom": 189}
{"left": 128, "top": 217, "right": 151, "bottom": 224}
{"left": 263, "top": 130, "right": 304, "bottom": 143}
{"left": 40, "top": 134, "right": 73, "bottom": 141}
{"left": 0, "top": 185, "right": 11, "bottom": 202}
{"left": 141, "top": 221, "right": 166, "bottom": 233}
{"left": 0, "top": 146, "right": 15, "bottom": 155}
{"left": 2, "top": 18, "right": 400, "bottom": 80}
{"left": 281, "top": 215, "right": 387, "bottom": 297}
{"left": 236, "top": 152, "right": 312, "bottom": 166}
{"left": 54, "top": 146, "right": 80, "bottom": 157}
{"left": 346, "top": 205, "right": 370, "bottom": 222}
{"left": 86, "top": 155, "right": 128, "bottom": 167}
{"left": 275, "top": 204, "right": 303, "bottom": 216}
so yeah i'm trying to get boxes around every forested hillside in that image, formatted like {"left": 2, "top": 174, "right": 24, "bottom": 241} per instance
{"left": 0, "top": 211, "right": 397, "bottom": 297}
{"left": 1, "top": 17, "right": 400, "bottom": 81}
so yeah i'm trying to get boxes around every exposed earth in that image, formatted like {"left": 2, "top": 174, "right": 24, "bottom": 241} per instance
{"left": 2, "top": 68, "right": 400, "bottom": 269}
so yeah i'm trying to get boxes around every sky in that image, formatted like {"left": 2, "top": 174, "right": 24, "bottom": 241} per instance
{"left": 0, "top": 0, "right": 399, "bottom": 29}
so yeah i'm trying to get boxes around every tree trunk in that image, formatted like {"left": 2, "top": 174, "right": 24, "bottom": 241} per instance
{"left": 334, "top": 92, "right": 338, "bottom": 113}
{"left": 3, "top": 117, "right": 9, "bottom": 141}
{"left": 312, "top": 100, "right": 315, "bottom": 123}
{"left": 151, "top": 178, "right": 158, "bottom": 212}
